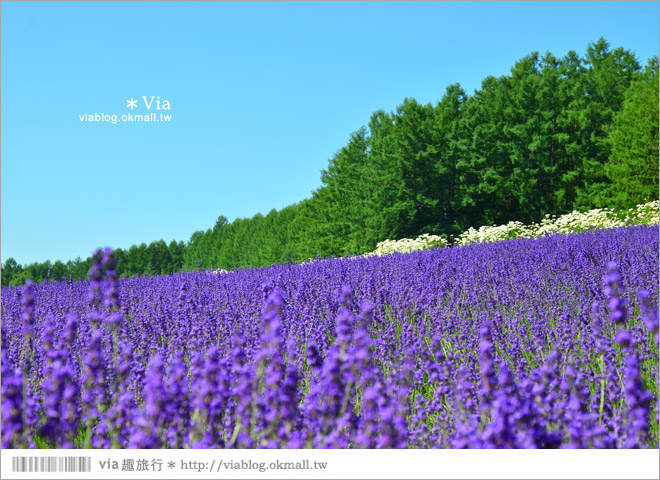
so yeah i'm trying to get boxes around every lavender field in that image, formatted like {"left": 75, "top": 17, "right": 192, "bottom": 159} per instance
{"left": 1, "top": 225, "right": 658, "bottom": 449}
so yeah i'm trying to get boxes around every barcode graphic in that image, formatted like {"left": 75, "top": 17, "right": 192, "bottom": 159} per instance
{"left": 11, "top": 457, "right": 92, "bottom": 473}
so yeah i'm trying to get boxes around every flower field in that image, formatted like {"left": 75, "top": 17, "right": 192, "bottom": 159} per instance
{"left": 1, "top": 225, "right": 658, "bottom": 449}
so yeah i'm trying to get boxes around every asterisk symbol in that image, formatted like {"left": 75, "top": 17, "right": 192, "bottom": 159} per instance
{"left": 126, "top": 98, "right": 138, "bottom": 109}
{"left": 167, "top": 461, "right": 176, "bottom": 469}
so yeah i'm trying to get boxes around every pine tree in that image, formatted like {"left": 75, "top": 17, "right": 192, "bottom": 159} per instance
{"left": 605, "top": 57, "right": 659, "bottom": 208}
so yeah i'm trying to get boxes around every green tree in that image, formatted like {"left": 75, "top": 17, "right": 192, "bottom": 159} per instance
{"left": 1, "top": 258, "right": 22, "bottom": 287}
{"left": 312, "top": 127, "right": 374, "bottom": 255}
{"left": 576, "top": 37, "right": 641, "bottom": 208}
{"left": 50, "top": 260, "right": 67, "bottom": 282}
{"left": 463, "top": 74, "right": 512, "bottom": 226}
{"left": 434, "top": 83, "right": 470, "bottom": 235}
{"left": 10, "top": 270, "right": 33, "bottom": 287}
{"left": 605, "top": 57, "right": 659, "bottom": 208}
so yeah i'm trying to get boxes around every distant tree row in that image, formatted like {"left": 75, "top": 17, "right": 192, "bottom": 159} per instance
{"left": 3, "top": 38, "right": 658, "bottom": 285}
{"left": 1, "top": 256, "right": 93, "bottom": 287}
{"left": 1, "top": 240, "right": 186, "bottom": 287}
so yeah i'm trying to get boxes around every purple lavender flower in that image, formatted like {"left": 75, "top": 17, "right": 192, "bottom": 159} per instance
{"left": 228, "top": 334, "right": 256, "bottom": 449}
{"left": 603, "top": 261, "right": 628, "bottom": 325}
{"left": 81, "top": 329, "right": 107, "bottom": 436}
{"left": 354, "top": 385, "right": 380, "bottom": 448}
{"left": 306, "top": 339, "right": 322, "bottom": 378}
{"left": 165, "top": 351, "right": 190, "bottom": 448}
{"left": 478, "top": 321, "right": 497, "bottom": 414}
{"left": 622, "top": 351, "right": 653, "bottom": 448}
{"left": 614, "top": 330, "right": 632, "bottom": 349}
{"left": 481, "top": 363, "right": 517, "bottom": 448}
{"left": 637, "top": 289, "right": 659, "bottom": 343}
{"left": 176, "top": 281, "right": 188, "bottom": 306}
{"left": 88, "top": 249, "right": 105, "bottom": 311}
{"left": 279, "top": 340, "right": 301, "bottom": 446}
{"left": 129, "top": 354, "right": 167, "bottom": 448}
{"left": 190, "top": 347, "right": 227, "bottom": 448}
{"left": 451, "top": 365, "right": 483, "bottom": 448}
{"left": 41, "top": 315, "right": 57, "bottom": 365}
{"left": 20, "top": 280, "right": 35, "bottom": 352}
{"left": 62, "top": 313, "right": 78, "bottom": 350}
{"left": 94, "top": 340, "right": 136, "bottom": 448}
{"left": 102, "top": 248, "right": 120, "bottom": 312}
{"left": 1, "top": 327, "right": 24, "bottom": 448}
{"left": 39, "top": 360, "right": 79, "bottom": 448}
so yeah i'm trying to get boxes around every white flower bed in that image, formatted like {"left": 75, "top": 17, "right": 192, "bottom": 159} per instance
{"left": 456, "top": 200, "right": 658, "bottom": 246}
{"left": 368, "top": 200, "right": 659, "bottom": 254}
{"left": 367, "top": 233, "right": 450, "bottom": 257}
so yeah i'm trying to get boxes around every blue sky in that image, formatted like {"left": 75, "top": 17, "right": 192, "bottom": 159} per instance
{"left": 1, "top": 1, "right": 658, "bottom": 265}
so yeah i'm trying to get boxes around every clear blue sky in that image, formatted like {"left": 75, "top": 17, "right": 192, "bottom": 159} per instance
{"left": 1, "top": 1, "right": 658, "bottom": 265}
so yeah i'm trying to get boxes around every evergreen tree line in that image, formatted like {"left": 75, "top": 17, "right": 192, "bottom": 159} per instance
{"left": 2, "top": 38, "right": 658, "bottom": 286}
{"left": 1, "top": 240, "right": 187, "bottom": 287}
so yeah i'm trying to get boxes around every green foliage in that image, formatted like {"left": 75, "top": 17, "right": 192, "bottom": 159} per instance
{"left": 576, "top": 38, "right": 641, "bottom": 208}
{"left": 1, "top": 258, "right": 22, "bottom": 287}
{"left": 605, "top": 57, "right": 659, "bottom": 209}
{"left": 1, "top": 240, "right": 186, "bottom": 287}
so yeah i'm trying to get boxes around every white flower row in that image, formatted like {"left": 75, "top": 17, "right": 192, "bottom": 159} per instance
{"left": 456, "top": 200, "right": 659, "bottom": 246}
{"left": 367, "top": 233, "right": 450, "bottom": 257}
{"left": 367, "top": 200, "right": 659, "bottom": 254}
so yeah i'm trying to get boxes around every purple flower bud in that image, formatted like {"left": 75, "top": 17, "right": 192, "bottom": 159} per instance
{"left": 478, "top": 322, "right": 497, "bottom": 409}
{"left": 176, "top": 282, "right": 188, "bottom": 309}
{"left": 129, "top": 354, "right": 167, "bottom": 448}
{"left": 88, "top": 249, "right": 105, "bottom": 309}
{"left": 339, "top": 285, "right": 352, "bottom": 308}
{"left": 306, "top": 340, "right": 322, "bottom": 377}
{"left": 82, "top": 329, "right": 107, "bottom": 427}
{"left": 1, "top": 328, "right": 24, "bottom": 448}
{"left": 614, "top": 330, "right": 632, "bottom": 349}
{"left": 603, "top": 261, "right": 625, "bottom": 298}
{"left": 102, "top": 248, "right": 120, "bottom": 312}
{"left": 104, "top": 312, "right": 123, "bottom": 329}
{"left": 62, "top": 313, "right": 78, "bottom": 349}
{"left": 40, "top": 360, "right": 79, "bottom": 448}
{"left": 608, "top": 297, "right": 628, "bottom": 325}
{"left": 602, "top": 262, "right": 629, "bottom": 326}
{"left": 623, "top": 353, "right": 653, "bottom": 447}
{"left": 20, "top": 280, "right": 35, "bottom": 342}
{"left": 637, "top": 289, "right": 659, "bottom": 343}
